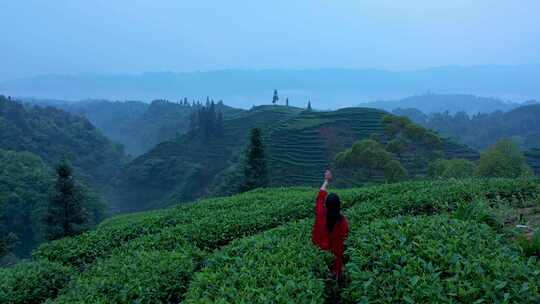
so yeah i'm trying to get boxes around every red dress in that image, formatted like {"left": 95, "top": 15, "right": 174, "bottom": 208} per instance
{"left": 311, "top": 190, "right": 349, "bottom": 277}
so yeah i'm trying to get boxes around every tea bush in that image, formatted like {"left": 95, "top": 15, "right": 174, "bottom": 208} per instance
{"left": 50, "top": 247, "right": 203, "bottom": 304}
{"left": 342, "top": 216, "right": 540, "bottom": 303}
{"left": 184, "top": 220, "right": 331, "bottom": 304}
{"left": 0, "top": 261, "right": 75, "bottom": 304}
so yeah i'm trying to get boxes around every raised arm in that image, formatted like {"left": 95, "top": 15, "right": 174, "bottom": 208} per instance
{"left": 315, "top": 170, "right": 332, "bottom": 215}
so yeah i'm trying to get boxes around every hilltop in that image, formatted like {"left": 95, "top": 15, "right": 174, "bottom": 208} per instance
{"left": 112, "top": 105, "right": 477, "bottom": 212}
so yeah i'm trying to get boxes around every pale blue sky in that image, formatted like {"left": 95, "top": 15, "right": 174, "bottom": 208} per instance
{"left": 1, "top": 0, "right": 539, "bottom": 81}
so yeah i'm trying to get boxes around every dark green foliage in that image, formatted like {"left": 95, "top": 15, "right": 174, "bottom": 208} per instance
{"left": 526, "top": 148, "right": 540, "bottom": 175}
{"left": 0, "top": 95, "right": 127, "bottom": 197}
{"left": 343, "top": 216, "right": 540, "bottom": 303}
{"left": 0, "top": 150, "right": 53, "bottom": 258}
{"left": 0, "top": 261, "right": 75, "bottom": 304}
{"left": 336, "top": 139, "right": 407, "bottom": 182}
{"left": 477, "top": 138, "right": 532, "bottom": 178}
{"left": 516, "top": 228, "right": 540, "bottom": 258}
{"left": 189, "top": 101, "right": 225, "bottom": 139}
{"left": 0, "top": 222, "right": 17, "bottom": 261}
{"left": 184, "top": 221, "right": 331, "bottom": 304}
{"left": 272, "top": 89, "right": 279, "bottom": 105}
{"left": 386, "top": 137, "right": 408, "bottom": 156}
{"left": 44, "top": 162, "right": 92, "bottom": 241}
{"left": 429, "top": 158, "right": 477, "bottom": 178}
{"left": 396, "top": 104, "right": 540, "bottom": 151}
{"left": 241, "top": 128, "right": 268, "bottom": 192}
{"left": 382, "top": 114, "right": 442, "bottom": 148}
{"left": 51, "top": 248, "right": 202, "bottom": 304}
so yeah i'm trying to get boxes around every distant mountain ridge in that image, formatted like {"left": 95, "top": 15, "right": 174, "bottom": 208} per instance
{"left": 362, "top": 93, "right": 538, "bottom": 114}
{"left": 2, "top": 65, "right": 540, "bottom": 109}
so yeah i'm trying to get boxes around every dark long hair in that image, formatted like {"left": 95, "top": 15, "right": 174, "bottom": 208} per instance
{"left": 326, "top": 193, "right": 342, "bottom": 232}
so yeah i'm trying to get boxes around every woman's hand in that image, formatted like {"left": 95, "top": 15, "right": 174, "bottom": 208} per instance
{"left": 321, "top": 170, "right": 332, "bottom": 191}
{"left": 324, "top": 170, "right": 333, "bottom": 182}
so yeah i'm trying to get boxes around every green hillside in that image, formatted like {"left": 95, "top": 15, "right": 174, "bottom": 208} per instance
{"left": 0, "top": 96, "right": 127, "bottom": 196}
{"left": 61, "top": 99, "right": 243, "bottom": 156}
{"left": 395, "top": 104, "right": 540, "bottom": 151}
{"left": 113, "top": 105, "right": 303, "bottom": 212}
{"left": 113, "top": 105, "right": 478, "bottom": 212}
{"left": 2, "top": 178, "right": 539, "bottom": 303}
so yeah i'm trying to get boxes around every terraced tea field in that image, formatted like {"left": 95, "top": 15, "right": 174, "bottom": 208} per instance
{"left": 2, "top": 178, "right": 540, "bottom": 303}
{"left": 114, "top": 105, "right": 480, "bottom": 212}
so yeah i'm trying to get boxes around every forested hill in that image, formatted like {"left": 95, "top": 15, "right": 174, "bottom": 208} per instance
{"left": 113, "top": 105, "right": 477, "bottom": 213}
{"left": 27, "top": 98, "right": 243, "bottom": 156}
{"left": 393, "top": 104, "right": 540, "bottom": 151}
{"left": 0, "top": 96, "right": 127, "bottom": 195}
{"left": 362, "top": 93, "right": 538, "bottom": 114}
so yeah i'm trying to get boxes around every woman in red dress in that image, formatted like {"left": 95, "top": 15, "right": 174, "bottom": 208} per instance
{"left": 312, "top": 170, "right": 349, "bottom": 278}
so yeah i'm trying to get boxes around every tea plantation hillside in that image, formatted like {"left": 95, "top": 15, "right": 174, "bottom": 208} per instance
{"left": 113, "top": 105, "right": 478, "bottom": 212}
{"left": 1, "top": 178, "right": 540, "bottom": 303}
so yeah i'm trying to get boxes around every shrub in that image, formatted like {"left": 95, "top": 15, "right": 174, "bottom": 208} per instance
{"left": 51, "top": 247, "right": 202, "bottom": 304}
{"left": 428, "top": 158, "right": 476, "bottom": 179}
{"left": 516, "top": 229, "right": 540, "bottom": 258}
{"left": 0, "top": 261, "right": 75, "bottom": 304}
{"left": 477, "top": 138, "right": 533, "bottom": 178}
{"left": 343, "top": 216, "right": 540, "bottom": 303}
{"left": 184, "top": 220, "right": 331, "bottom": 304}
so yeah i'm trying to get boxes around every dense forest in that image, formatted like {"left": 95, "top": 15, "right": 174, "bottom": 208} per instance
{"left": 28, "top": 98, "right": 242, "bottom": 156}
{"left": 0, "top": 96, "right": 127, "bottom": 191}
{"left": 0, "top": 96, "right": 124, "bottom": 260}
{"left": 394, "top": 103, "right": 540, "bottom": 150}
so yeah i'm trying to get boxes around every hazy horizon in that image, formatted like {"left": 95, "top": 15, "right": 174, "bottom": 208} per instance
{"left": 2, "top": 1, "right": 540, "bottom": 82}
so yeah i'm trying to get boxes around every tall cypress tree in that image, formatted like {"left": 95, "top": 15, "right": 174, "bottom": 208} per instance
{"left": 241, "top": 128, "right": 269, "bottom": 192}
{"left": 44, "top": 161, "right": 87, "bottom": 241}
{"left": 272, "top": 90, "right": 279, "bottom": 105}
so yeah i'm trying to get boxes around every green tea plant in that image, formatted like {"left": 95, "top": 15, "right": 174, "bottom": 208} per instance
{"left": 50, "top": 247, "right": 202, "bottom": 304}
{"left": 184, "top": 220, "right": 331, "bottom": 304}
{"left": 342, "top": 216, "right": 540, "bottom": 303}
{"left": 0, "top": 261, "right": 75, "bottom": 304}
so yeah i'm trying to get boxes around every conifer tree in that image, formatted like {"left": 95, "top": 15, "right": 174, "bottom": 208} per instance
{"left": 286, "top": 98, "right": 289, "bottom": 107}
{"left": 241, "top": 128, "right": 268, "bottom": 192}
{"left": 272, "top": 90, "right": 279, "bottom": 105}
{"left": 307, "top": 100, "right": 312, "bottom": 111}
{"left": 44, "top": 161, "right": 87, "bottom": 241}
{"left": 0, "top": 210, "right": 17, "bottom": 258}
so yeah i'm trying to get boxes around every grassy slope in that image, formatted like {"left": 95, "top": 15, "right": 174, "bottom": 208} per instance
{"left": 113, "top": 106, "right": 478, "bottom": 212}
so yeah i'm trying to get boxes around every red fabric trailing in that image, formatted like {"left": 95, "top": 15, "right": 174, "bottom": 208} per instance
{"left": 311, "top": 190, "right": 349, "bottom": 278}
